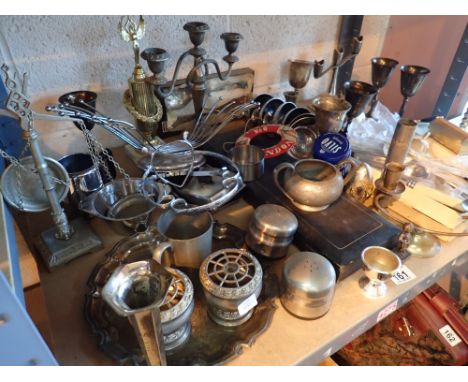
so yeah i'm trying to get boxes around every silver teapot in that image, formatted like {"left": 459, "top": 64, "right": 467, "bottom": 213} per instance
{"left": 273, "top": 159, "right": 356, "bottom": 211}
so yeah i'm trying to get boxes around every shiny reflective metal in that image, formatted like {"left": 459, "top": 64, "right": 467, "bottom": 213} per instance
{"left": 58, "top": 91, "right": 97, "bottom": 130}
{"left": 58, "top": 152, "right": 117, "bottom": 213}
{"left": 142, "top": 21, "right": 242, "bottom": 117}
{"left": 259, "top": 98, "right": 284, "bottom": 124}
{"left": 311, "top": 94, "right": 351, "bottom": 133}
{"left": 199, "top": 248, "right": 263, "bottom": 326}
{"left": 102, "top": 257, "right": 174, "bottom": 365}
{"left": 79, "top": 178, "right": 172, "bottom": 231}
{"left": 384, "top": 119, "right": 418, "bottom": 166}
{"left": 166, "top": 151, "right": 244, "bottom": 215}
{"left": 359, "top": 246, "right": 401, "bottom": 299}
{"left": 157, "top": 209, "right": 213, "bottom": 269}
{"left": 245, "top": 204, "right": 298, "bottom": 259}
{"left": 160, "top": 268, "right": 195, "bottom": 351}
{"left": 313, "top": 36, "right": 363, "bottom": 96}
{"left": 384, "top": 162, "right": 406, "bottom": 190}
{"left": 281, "top": 252, "right": 336, "bottom": 319}
{"left": 343, "top": 80, "right": 378, "bottom": 131}
{"left": 367, "top": 57, "right": 399, "bottom": 118}
{"left": 0, "top": 156, "right": 70, "bottom": 213}
{"left": 288, "top": 126, "right": 319, "bottom": 159}
{"left": 273, "top": 101, "right": 296, "bottom": 124}
{"left": 399, "top": 65, "right": 431, "bottom": 117}
{"left": 284, "top": 59, "right": 313, "bottom": 103}
{"left": 346, "top": 160, "right": 374, "bottom": 203}
{"left": 230, "top": 145, "right": 264, "bottom": 182}
{"left": 273, "top": 159, "right": 356, "bottom": 212}
{"left": 407, "top": 231, "right": 442, "bottom": 258}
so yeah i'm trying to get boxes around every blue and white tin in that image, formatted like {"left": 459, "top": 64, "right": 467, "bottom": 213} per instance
{"left": 313, "top": 133, "right": 351, "bottom": 165}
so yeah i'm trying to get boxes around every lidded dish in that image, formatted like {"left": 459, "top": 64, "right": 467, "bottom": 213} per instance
{"left": 199, "top": 248, "right": 263, "bottom": 327}
{"left": 281, "top": 251, "right": 336, "bottom": 319}
{"left": 245, "top": 204, "right": 298, "bottom": 258}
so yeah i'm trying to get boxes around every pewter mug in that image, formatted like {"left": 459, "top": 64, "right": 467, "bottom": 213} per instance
{"left": 273, "top": 159, "right": 356, "bottom": 211}
{"left": 311, "top": 94, "right": 351, "bottom": 133}
{"left": 157, "top": 209, "right": 213, "bottom": 268}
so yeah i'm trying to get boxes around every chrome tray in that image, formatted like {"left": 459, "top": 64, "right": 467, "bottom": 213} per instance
{"left": 84, "top": 222, "right": 278, "bottom": 365}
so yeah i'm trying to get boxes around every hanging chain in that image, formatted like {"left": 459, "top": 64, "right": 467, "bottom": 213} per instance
{"left": 79, "top": 123, "right": 131, "bottom": 180}
{"left": 0, "top": 139, "right": 69, "bottom": 187}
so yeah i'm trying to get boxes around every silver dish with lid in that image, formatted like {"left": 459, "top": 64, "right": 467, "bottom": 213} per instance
{"left": 245, "top": 204, "right": 298, "bottom": 258}
{"left": 281, "top": 251, "right": 336, "bottom": 319}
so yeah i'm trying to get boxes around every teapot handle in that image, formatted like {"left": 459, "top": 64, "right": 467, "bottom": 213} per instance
{"left": 337, "top": 158, "right": 359, "bottom": 187}
{"left": 273, "top": 162, "right": 296, "bottom": 203}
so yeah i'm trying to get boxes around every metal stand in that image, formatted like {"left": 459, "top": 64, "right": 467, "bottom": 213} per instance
{"left": 35, "top": 217, "right": 102, "bottom": 270}
{"left": 0, "top": 64, "right": 102, "bottom": 270}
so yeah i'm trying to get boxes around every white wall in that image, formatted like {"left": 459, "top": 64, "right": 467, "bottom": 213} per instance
{"left": 0, "top": 15, "right": 390, "bottom": 157}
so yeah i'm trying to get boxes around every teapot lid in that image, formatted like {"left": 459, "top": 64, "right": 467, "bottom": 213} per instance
{"left": 313, "top": 133, "right": 351, "bottom": 165}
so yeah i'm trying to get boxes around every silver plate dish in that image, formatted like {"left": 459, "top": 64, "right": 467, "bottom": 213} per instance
{"left": 0, "top": 156, "right": 70, "bottom": 213}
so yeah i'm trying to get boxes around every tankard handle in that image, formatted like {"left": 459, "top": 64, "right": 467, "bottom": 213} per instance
{"left": 152, "top": 241, "right": 175, "bottom": 268}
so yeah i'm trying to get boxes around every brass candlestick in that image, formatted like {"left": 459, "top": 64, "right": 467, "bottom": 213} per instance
{"left": 119, "top": 16, "right": 163, "bottom": 139}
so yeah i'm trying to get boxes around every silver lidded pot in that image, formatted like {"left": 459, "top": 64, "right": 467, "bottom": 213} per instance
{"left": 246, "top": 204, "right": 298, "bottom": 258}
{"left": 281, "top": 252, "right": 336, "bottom": 319}
{"left": 199, "top": 248, "right": 262, "bottom": 327}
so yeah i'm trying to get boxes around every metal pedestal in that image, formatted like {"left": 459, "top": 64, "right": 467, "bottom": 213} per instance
{"left": 35, "top": 217, "right": 102, "bottom": 270}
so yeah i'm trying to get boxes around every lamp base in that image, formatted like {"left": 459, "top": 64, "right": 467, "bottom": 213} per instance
{"left": 35, "top": 217, "right": 102, "bottom": 271}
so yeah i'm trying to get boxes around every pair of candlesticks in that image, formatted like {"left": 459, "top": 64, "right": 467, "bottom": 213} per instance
{"left": 285, "top": 56, "right": 430, "bottom": 119}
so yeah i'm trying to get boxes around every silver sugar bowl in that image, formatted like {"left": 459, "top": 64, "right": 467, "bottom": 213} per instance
{"left": 281, "top": 252, "right": 336, "bottom": 319}
{"left": 199, "top": 248, "right": 263, "bottom": 327}
{"left": 245, "top": 204, "right": 298, "bottom": 258}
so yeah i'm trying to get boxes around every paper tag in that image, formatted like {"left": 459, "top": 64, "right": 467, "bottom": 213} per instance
{"left": 238, "top": 294, "right": 258, "bottom": 316}
{"left": 377, "top": 300, "right": 398, "bottom": 323}
{"left": 439, "top": 325, "right": 462, "bottom": 347}
{"left": 391, "top": 265, "right": 416, "bottom": 285}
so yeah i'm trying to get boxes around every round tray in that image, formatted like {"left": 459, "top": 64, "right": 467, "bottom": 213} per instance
{"left": 0, "top": 156, "right": 70, "bottom": 212}
{"left": 85, "top": 222, "right": 279, "bottom": 365}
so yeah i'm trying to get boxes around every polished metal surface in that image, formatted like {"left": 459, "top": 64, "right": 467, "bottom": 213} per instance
{"left": 0, "top": 156, "right": 70, "bottom": 213}
{"left": 79, "top": 178, "right": 172, "bottom": 231}
{"left": 281, "top": 252, "right": 336, "bottom": 319}
{"left": 58, "top": 90, "right": 97, "bottom": 130}
{"left": 230, "top": 145, "right": 264, "bottom": 182}
{"left": 313, "top": 35, "right": 363, "bottom": 96}
{"left": 157, "top": 210, "right": 213, "bottom": 268}
{"left": 84, "top": 215, "right": 277, "bottom": 365}
{"left": 367, "top": 57, "right": 398, "bottom": 117}
{"left": 399, "top": 65, "right": 430, "bottom": 117}
{"left": 143, "top": 21, "right": 242, "bottom": 117}
{"left": 343, "top": 80, "right": 377, "bottom": 130}
{"left": 102, "top": 258, "right": 174, "bottom": 365}
{"left": 384, "top": 119, "right": 418, "bottom": 166}
{"left": 382, "top": 162, "right": 406, "bottom": 191}
{"left": 311, "top": 94, "right": 351, "bottom": 133}
{"left": 359, "top": 246, "right": 401, "bottom": 299}
{"left": 273, "top": 159, "right": 355, "bottom": 212}
{"left": 199, "top": 248, "right": 263, "bottom": 326}
{"left": 288, "top": 126, "right": 319, "bottom": 159}
{"left": 371, "top": 57, "right": 399, "bottom": 89}
{"left": 167, "top": 150, "right": 244, "bottom": 214}
{"left": 245, "top": 204, "right": 298, "bottom": 259}
{"left": 407, "top": 231, "right": 442, "bottom": 258}
{"left": 346, "top": 161, "right": 374, "bottom": 203}
{"left": 286, "top": 59, "right": 313, "bottom": 103}
{"left": 159, "top": 268, "right": 195, "bottom": 352}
